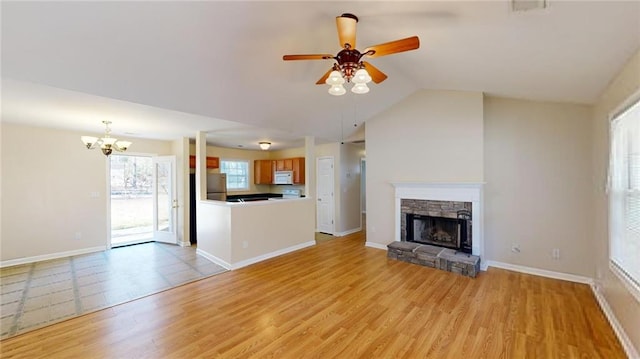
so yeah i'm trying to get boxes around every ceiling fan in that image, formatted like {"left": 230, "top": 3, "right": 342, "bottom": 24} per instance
{"left": 283, "top": 13, "right": 420, "bottom": 95}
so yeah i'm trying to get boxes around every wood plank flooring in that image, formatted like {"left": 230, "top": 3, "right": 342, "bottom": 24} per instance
{"left": 0, "top": 232, "right": 626, "bottom": 358}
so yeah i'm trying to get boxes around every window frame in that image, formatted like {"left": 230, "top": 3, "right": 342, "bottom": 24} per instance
{"left": 608, "top": 89, "right": 640, "bottom": 304}
{"left": 219, "top": 159, "right": 250, "bottom": 192}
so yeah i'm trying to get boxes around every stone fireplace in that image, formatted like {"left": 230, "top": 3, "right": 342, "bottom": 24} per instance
{"left": 388, "top": 182, "right": 484, "bottom": 277}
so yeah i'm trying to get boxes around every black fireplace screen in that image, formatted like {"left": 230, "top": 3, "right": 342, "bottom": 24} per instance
{"left": 406, "top": 213, "right": 471, "bottom": 253}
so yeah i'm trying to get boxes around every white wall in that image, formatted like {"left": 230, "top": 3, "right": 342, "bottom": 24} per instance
{"left": 197, "top": 199, "right": 315, "bottom": 267}
{"left": 483, "top": 96, "right": 593, "bottom": 276}
{"left": 365, "top": 90, "right": 484, "bottom": 246}
{"left": 229, "top": 199, "right": 315, "bottom": 263}
{"left": 1, "top": 123, "right": 173, "bottom": 262}
{"left": 197, "top": 201, "right": 232, "bottom": 264}
{"left": 592, "top": 49, "right": 640, "bottom": 353}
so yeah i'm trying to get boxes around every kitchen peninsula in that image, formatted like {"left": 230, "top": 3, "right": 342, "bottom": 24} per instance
{"left": 196, "top": 195, "right": 315, "bottom": 270}
{"left": 193, "top": 133, "right": 317, "bottom": 270}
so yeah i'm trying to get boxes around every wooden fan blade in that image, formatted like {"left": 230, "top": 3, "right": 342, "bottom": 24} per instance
{"left": 362, "top": 61, "right": 388, "bottom": 84}
{"left": 283, "top": 54, "right": 334, "bottom": 61}
{"left": 316, "top": 68, "right": 334, "bottom": 85}
{"left": 363, "top": 36, "right": 420, "bottom": 58}
{"left": 336, "top": 13, "right": 357, "bottom": 49}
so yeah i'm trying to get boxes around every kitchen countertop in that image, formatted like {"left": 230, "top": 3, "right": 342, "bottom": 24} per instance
{"left": 202, "top": 196, "right": 308, "bottom": 206}
{"left": 225, "top": 193, "right": 305, "bottom": 203}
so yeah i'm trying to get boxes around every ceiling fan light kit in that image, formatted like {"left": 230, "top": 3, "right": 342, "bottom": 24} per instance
{"left": 329, "top": 84, "right": 347, "bottom": 96}
{"left": 351, "top": 82, "right": 370, "bottom": 94}
{"left": 326, "top": 70, "right": 345, "bottom": 85}
{"left": 283, "top": 13, "right": 419, "bottom": 96}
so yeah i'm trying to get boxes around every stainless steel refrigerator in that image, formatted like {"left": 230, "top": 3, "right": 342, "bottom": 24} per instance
{"left": 206, "top": 173, "right": 227, "bottom": 201}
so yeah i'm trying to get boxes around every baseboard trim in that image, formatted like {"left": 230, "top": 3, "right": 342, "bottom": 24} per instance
{"left": 480, "top": 262, "right": 489, "bottom": 271}
{"left": 485, "top": 261, "right": 594, "bottom": 284}
{"left": 591, "top": 283, "right": 640, "bottom": 359}
{"left": 197, "top": 241, "right": 316, "bottom": 271}
{"left": 335, "top": 227, "right": 362, "bottom": 237}
{"left": 230, "top": 241, "right": 316, "bottom": 270}
{"left": 196, "top": 249, "right": 232, "bottom": 270}
{"left": 365, "top": 242, "right": 388, "bottom": 250}
{"left": 0, "top": 246, "right": 107, "bottom": 268}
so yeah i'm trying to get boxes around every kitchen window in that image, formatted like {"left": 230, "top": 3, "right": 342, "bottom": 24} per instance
{"left": 608, "top": 94, "right": 640, "bottom": 302}
{"left": 220, "top": 159, "right": 249, "bottom": 191}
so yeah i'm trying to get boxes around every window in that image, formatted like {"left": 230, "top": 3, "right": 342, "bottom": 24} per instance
{"left": 609, "top": 96, "right": 640, "bottom": 302}
{"left": 220, "top": 160, "right": 249, "bottom": 191}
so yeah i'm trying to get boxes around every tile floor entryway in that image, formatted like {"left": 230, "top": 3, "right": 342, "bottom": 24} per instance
{"left": 0, "top": 242, "right": 226, "bottom": 339}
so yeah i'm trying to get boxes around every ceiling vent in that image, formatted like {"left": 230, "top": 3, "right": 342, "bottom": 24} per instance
{"left": 511, "top": 0, "right": 548, "bottom": 12}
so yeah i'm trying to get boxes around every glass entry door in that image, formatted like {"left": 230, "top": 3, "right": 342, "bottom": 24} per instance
{"left": 110, "top": 155, "right": 154, "bottom": 247}
{"left": 153, "top": 156, "right": 177, "bottom": 244}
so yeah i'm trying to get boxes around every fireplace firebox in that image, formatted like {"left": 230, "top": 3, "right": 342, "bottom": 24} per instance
{"left": 406, "top": 213, "right": 471, "bottom": 253}
{"left": 401, "top": 198, "right": 472, "bottom": 254}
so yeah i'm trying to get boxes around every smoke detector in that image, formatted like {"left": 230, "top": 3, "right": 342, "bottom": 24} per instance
{"left": 511, "top": 0, "right": 548, "bottom": 12}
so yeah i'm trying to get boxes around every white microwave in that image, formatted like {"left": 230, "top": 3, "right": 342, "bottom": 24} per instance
{"left": 274, "top": 171, "right": 293, "bottom": 185}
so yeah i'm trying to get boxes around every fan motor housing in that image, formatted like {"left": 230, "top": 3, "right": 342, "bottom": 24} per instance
{"left": 335, "top": 49, "right": 363, "bottom": 81}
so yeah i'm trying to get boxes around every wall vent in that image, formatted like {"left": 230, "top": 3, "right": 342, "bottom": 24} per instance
{"left": 511, "top": 0, "right": 548, "bottom": 12}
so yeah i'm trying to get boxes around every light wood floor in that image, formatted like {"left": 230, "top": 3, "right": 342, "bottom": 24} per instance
{"left": 0, "top": 231, "right": 625, "bottom": 358}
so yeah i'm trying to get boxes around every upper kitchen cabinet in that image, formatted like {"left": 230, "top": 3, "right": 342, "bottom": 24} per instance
{"left": 189, "top": 156, "right": 220, "bottom": 169}
{"left": 206, "top": 157, "right": 219, "bottom": 169}
{"left": 254, "top": 159, "right": 274, "bottom": 184}
{"left": 276, "top": 158, "right": 295, "bottom": 172}
{"left": 292, "top": 157, "right": 305, "bottom": 184}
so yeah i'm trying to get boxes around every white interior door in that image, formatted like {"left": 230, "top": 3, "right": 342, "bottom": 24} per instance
{"left": 317, "top": 156, "right": 335, "bottom": 234}
{"left": 153, "top": 155, "right": 177, "bottom": 244}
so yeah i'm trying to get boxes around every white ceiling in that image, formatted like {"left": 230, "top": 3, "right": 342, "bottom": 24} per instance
{"left": 2, "top": 1, "right": 639, "bottom": 149}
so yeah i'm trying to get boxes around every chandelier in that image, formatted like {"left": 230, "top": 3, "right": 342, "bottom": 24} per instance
{"left": 324, "top": 49, "right": 373, "bottom": 96}
{"left": 80, "top": 121, "right": 132, "bottom": 156}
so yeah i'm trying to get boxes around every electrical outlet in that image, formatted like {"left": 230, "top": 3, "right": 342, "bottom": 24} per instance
{"left": 511, "top": 244, "right": 520, "bottom": 253}
{"left": 75, "top": 232, "right": 82, "bottom": 240}
{"left": 552, "top": 248, "right": 560, "bottom": 260}
{"left": 242, "top": 241, "right": 248, "bottom": 249}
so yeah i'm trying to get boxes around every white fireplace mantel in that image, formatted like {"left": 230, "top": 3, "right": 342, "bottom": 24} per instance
{"left": 392, "top": 182, "right": 484, "bottom": 259}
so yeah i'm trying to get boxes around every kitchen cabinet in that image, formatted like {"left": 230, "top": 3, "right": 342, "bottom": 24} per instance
{"left": 206, "top": 157, "right": 219, "bottom": 169}
{"left": 256, "top": 157, "right": 304, "bottom": 184}
{"left": 276, "top": 159, "right": 294, "bottom": 171}
{"left": 189, "top": 156, "right": 220, "bottom": 169}
{"left": 284, "top": 159, "right": 293, "bottom": 171}
{"left": 254, "top": 160, "right": 274, "bottom": 184}
{"left": 291, "top": 157, "right": 305, "bottom": 184}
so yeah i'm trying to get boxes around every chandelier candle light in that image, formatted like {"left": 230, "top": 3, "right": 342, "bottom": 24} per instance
{"left": 81, "top": 121, "right": 132, "bottom": 156}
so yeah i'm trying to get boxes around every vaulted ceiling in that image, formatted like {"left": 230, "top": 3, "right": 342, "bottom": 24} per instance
{"left": 2, "top": 1, "right": 639, "bottom": 150}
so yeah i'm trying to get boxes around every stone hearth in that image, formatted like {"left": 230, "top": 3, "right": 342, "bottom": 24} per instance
{"left": 387, "top": 241, "right": 480, "bottom": 278}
